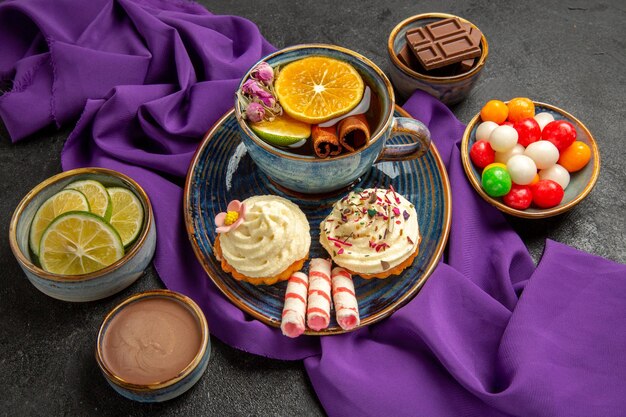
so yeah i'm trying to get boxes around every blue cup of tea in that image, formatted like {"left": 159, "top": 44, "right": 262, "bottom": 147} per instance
{"left": 234, "top": 44, "right": 431, "bottom": 195}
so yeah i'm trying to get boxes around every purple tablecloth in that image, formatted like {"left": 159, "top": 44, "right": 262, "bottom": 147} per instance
{"left": 2, "top": 1, "right": 625, "bottom": 415}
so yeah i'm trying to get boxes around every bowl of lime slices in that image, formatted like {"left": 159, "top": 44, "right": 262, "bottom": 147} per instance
{"left": 9, "top": 167, "right": 156, "bottom": 302}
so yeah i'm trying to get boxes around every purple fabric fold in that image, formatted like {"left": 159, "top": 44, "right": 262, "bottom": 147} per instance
{"left": 1, "top": 1, "right": 625, "bottom": 416}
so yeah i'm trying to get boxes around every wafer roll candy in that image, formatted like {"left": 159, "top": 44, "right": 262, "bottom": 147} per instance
{"left": 337, "top": 113, "right": 370, "bottom": 152}
{"left": 331, "top": 267, "right": 360, "bottom": 330}
{"left": 307, "top": 258, "right": 332, "bottom": 331}
{"left": 311, "top": 125, "right": 342, "bottom": 158}
{"left": 281, "top": 272, "right": 309, "bottom": 338}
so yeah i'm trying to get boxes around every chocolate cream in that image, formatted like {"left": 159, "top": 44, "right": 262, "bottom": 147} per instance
{"left": 101, "top": 297, "right": 202, "bottom": 385}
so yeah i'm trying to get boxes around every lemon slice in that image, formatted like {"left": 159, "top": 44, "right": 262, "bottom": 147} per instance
{"left": 29, "top": 189, "right": 90, "bottom": 256}
{"left": 39, "top": 211, "right": 124, "bottom": 275}
{"left": 250, "top": 114, "right": 312, "bottom": 147}
{"left": 274, "top": 56, "right": 365, "bottom": 124}
{"left": 65, "top": 179, "right": 112, "bottom": 221}
{"left": 107, "top": 187, "right": 144, "bottom": 247}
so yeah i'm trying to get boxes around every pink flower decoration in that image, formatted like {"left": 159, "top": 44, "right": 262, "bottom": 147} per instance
{"left": 242, "top": 79, "right": 273, "bottom": 99}
{"left": 215, "top": 200, "right": 246, "bottom": 234}
{"left": 245, "top": 102, "right": 265, "bottom": 123}
{"left": 251, "top": 62, "right": 274, "bottom": 83}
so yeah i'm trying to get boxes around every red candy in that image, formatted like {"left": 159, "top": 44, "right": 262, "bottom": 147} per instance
{"left": 531, "top": 179, "right": 564, "bottom": 208}
{"left": 503, "top": 184, "right": 532, "bottom": 209}
{"left": 513, "top": 118, "right": 541, "bottom": 147}
{"left": 541, "top": 120, "right": 577, "bottom": 151}
{"left": 500, "top": 121, "right": 514, "bottom": 127}
{"left": 470, "top": 140, "right": 495, "bottom": 169}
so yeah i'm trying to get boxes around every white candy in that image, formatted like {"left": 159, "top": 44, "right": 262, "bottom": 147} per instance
{"left": 281, "top": 272, "right": 309, "bottom": 338}
{"left": 507, "top": 154, "right": 537, "bottom": 185}
{"left": 534, "top": 112, "right": 555, "bottom": 131}
{"left": 495, "top": 144, "right": 525, "bottom": 164}
{"left": 539, "top": 164, "right": 570, "bottom": 189}
{"left": 476, "top": 121, "right": 499, "bottom": 141}
{"left": 488, "top": 125, "right": 519, "bottom": 152}
{"left": 331, "top": 267, "right": 360, "bottom": 331}
{"left": 524, "top": 140, "right": 559, "bottom": 169}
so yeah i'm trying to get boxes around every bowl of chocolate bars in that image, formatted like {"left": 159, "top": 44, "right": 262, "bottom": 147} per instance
{"left": 387, "top": 13, "right": 488, "bottom": 105}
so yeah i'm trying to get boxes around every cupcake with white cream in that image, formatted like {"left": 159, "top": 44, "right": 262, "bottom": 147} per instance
{"left": 214, "top": 195, "right": 310, "bottom": 285}
{"left": 319, "top": 188, "right": 420, "bottom": 279}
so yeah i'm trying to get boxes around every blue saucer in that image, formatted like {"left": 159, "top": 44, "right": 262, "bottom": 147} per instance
{"left": 184, "top": 106, "right": 451, "bottom": 335}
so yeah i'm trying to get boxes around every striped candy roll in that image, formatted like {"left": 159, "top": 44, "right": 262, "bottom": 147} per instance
{"left": 281, "top": 272, "right": 309, "bottom": 338}
{"left": 307, "top": 258, "right": 332, "bottom": 331}
{"left": 331, "top": 267, "right": 360, "bottom": 330}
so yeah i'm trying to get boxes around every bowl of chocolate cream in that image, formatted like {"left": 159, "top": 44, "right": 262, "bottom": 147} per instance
{"left": 96, "top": 290, "right": 210, "bottom": 402}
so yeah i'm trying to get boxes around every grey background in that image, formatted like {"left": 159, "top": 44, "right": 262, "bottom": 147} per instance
{"left": 1, "top": 0, "right": 625, "bottom": 416}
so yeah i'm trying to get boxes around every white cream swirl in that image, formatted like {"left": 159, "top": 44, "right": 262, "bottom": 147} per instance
{"left": 320, "top": 188, "right": 419, "bottom": 275}
{"left": 218, "top": 195, "right": 310, "bottom": 278}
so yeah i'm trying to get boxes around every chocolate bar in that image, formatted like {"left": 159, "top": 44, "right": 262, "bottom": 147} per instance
{"left": 405, "top": 17, "right": 482, "bottom": 71}
{"left": 458, "top": 22, "right": 482, "bottom": 71}
{"left": 397, "top": 44, "right": 419, "bottom": 68}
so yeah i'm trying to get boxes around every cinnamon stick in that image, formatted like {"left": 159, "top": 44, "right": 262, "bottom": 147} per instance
{"left": 311, "top": 125, "right": 342, "bottom": 158}
{"left": 337, "top": 114, "right": 371, "bottom": 152}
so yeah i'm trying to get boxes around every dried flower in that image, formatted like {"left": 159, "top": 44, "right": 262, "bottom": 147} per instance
{"left": 259, "top": 95, "right": 276, "bottom": 108}
{"left": 251, "top": 62, "right": 274, "bottom": 83}
{"left": 245, "top": 102, "right": 265, "bottom": 123}
{"left": 237, "top": 62, "right": 283, "bottom": 122}
{"left": 215, "top": 200, "right": 246, "bottom": 234}
{"left": 242, "top": 79, "right": 273, "bottom": 99}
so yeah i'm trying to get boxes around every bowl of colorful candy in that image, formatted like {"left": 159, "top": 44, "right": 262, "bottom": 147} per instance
{"left": 461, "top": 98, "right": 600, "bottom": 218}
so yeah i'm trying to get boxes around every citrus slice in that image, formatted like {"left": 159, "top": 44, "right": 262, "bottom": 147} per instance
{"left": 29, "top": 189, "right": 90, "bottom": 256}
{"left": 274, "top": 56, "right": 365, "bottom": 124}
{"left": 65, "top": 180, "right": 112, "bottom": 221}
{"left": 107, "top": 187, "right": 144, "bottom": 247}
{"left": 250, "top": 114, "right": 312, "bottom": 147}
{"left": 39, "top": 211, "right": 124, "bottom": 275}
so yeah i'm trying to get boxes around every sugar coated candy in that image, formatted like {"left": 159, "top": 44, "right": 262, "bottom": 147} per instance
{"left": 524, "top": 141, "right": 559, "bottom": 170}
{"left": 542, "top": 120, "right": 577, "bottom": 151}
{"left": 507, "top": 97, "right": 535, "bottom": 122}
{"left": 503, "top": 184, "right": 533, "bottom": 210}
{"left": 494, "top": 143, "right": 525, "bottom": 164}
{"left": 470, "top": 140, "right": 495, "bottom": 168}
{"left": 539, "top": 164, "right": 570, "bottom": 190}
{"left": 531, "top": 180, "right": 564, "bottom": 209}
{"left": 488, "top": 125, "right": 518, "bottom": 152}
{"left": 476, "top": 121, "right": 499, "bottom": 141}
{"left": 481, "top": 165, "right": 512, "bottom": 197}
{"left": 513, "top": 118, "right": 541, "bottom": 147}
{"left": 534, "top": 112, "right": 555, "bottom": 130}
{"left": 507, "top": 155, "right": 537, "bottom": 185}
{"left": 480, "top": 100, "right": 509, "bottom": 124}
{"left": 558, "top": 141, "right": 591, "bottom": 172}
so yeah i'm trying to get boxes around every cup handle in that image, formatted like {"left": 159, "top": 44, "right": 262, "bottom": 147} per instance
{"left": 376, "top": 117, "right": 431, "bottom": 162}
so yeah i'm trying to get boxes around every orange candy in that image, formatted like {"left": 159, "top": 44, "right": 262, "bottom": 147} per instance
{"left": 480, "top": 100, "right": 509, "bottom": 124}
{"left": 529, "top": 173, "right": 540, "bottom": 185}
{"left": 507, "top": 97, "right": 535, "bottom": 122}
{"left": 558, "top": 141, "right": 591, "bottom": 172}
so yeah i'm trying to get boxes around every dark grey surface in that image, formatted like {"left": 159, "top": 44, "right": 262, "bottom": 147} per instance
{"left": 1, "top": 1, "right": 625, "bottom": 416}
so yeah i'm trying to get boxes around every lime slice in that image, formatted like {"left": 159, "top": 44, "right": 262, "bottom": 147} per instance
{"left": 107, "top": 187, "right": 144, "bottom": 247}
{"left": 39, "top": 211, "right": 124, "bottom": 275}
{"left": 65, "top": 179, "right": 112, "bottom": 221}
{"left": 250, "top": 114, "right": 311, "bottom": 147}
{"left": 29, "top": 189, "right": 90, "bottom": 256}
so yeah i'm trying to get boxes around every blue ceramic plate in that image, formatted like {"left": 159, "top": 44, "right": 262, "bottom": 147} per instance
{"left": 184, "top": 107, "right": 451, "bottom": 335}
{"left": 461, "top": 101, "right": 600, "bottom": 219}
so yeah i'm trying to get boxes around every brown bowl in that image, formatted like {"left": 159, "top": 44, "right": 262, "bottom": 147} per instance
{"left": 387, "top": 13, "right": 489, "bottom": 105}
{"left": 461, "top": 101, "right": 600, "bottom": 218}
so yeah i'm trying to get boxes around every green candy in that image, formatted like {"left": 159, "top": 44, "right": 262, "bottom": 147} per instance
{"left": 481, "top": 166, "right": 512, "bottom": 197}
